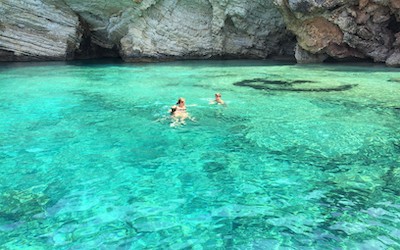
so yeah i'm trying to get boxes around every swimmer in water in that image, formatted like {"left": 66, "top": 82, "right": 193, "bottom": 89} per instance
{"left": 210, "top": 93, "right": 225, "bottom": 105}
{"left": 169, "top": 105, "right": 177, "bottom": 116}
{"left": 170, "top": 97, "right": 189, "bottom": 126}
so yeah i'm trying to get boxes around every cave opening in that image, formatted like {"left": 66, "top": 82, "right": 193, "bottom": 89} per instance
{"left": 388, "top": 15, "right": 400, "bottom": 34}
{"left": 324, "top": 56, "right": 375, "bottom": 63}
{"left": 73, "top": 17, "right": 120, "bottom": 60}
{"left": 74, "top": 41, "right": 120, "bottom": 60}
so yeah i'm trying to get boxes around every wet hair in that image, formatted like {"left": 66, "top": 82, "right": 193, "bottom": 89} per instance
{"left": 176, "top": 98, "right": 185, "bottom": 104}
{"left": 215, "top": 93, "right": 221, "bottom": 97}
{"left": 170, "top": 105, "right": 177, "bottom": 114}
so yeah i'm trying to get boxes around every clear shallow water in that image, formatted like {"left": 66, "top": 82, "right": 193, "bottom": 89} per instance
{"left": 0, "top": 59, "right": 399, "bottom": 249}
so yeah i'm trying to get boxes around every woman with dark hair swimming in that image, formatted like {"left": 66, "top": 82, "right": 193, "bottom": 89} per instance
{"left": 170, "top": 97, "right": 189, "bottom": 126}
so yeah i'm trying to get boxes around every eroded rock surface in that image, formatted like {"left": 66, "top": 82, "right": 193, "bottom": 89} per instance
{"left": 0, "top": 0, "right": 82, "bottom": 61}
{"left": 0, "top": 0, "right": 294, "bottom": 62}
{"left": 1, "top": 0, "right": 400, "bottom": 66}
{"left": 118, "top": 0, "right": 294, "bottom": 61}
{"left": 275, "top": 0, "right": 400, "bottom": 66}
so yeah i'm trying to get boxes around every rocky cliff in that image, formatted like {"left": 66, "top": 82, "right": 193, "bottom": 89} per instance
{"left": 0, "top": 0, "right": 81, "bottom": 61}
{"left": 0, "top": 0, "right": 294, "bottom": 62}
{"left": 1, "top": 0, "right": 400, "bottom": 66}
{"left": 275, "top": 0, "right": 400, "bottom": 66}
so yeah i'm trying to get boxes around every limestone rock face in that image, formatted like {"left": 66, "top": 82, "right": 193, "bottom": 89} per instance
{"left": 3, "top": 0, "right": 399, "bottom": 65}
{"left": 0, "top": 0, "right": 294, "bottom": 62}
{"left": 0, "top": 0, "right": 82, "bottom": 61}
{"left": 295, "top": 44, "right": 328, "bottom": 63}
{"left": 118, "top": 0, "right": 293, "bottom": 60}
{"left": 275, "top": 0, "right": 400, "bottom": 66}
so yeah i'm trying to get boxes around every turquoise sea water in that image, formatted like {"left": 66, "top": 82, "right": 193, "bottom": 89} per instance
{"left": 0, "top": 60, "right": 399, "bottom": 249}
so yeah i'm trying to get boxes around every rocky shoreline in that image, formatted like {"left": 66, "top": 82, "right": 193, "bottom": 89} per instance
{"left": 1, "top": 0, "right": 399, "bottom": 66}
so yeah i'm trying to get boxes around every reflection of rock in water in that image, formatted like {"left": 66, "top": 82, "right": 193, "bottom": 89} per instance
{"left": 233, "top": 78, "right": 357, "bottom": 92}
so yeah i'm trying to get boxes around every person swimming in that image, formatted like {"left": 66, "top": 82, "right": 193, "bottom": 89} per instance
{"left": 169, "top": 105, "right": 177, "bottom": 116}
{"left": 170, "top": 97, "right": 189, "bottom": 126}
{"left": 210, "top": 93, "right": 225, "bottom": 105}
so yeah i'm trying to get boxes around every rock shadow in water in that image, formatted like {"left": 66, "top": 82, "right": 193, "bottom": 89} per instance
{"left": 233, "top": 78, "right": 357, "bottom": 92}
{"left": 388, "top": 78, "right": 400, "bottom": 83}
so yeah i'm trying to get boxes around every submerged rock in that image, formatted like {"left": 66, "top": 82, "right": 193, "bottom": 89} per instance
{"left": 388, "top": 78, "right": 400, "bottom": 83}
{"left": 0, "top": 189, "right": 49, "bottom": 222}
{"left": 233, "top": 78, "right": 357, "bottom": 92}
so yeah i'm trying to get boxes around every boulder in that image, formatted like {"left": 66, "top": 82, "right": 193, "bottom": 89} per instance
{"left": 386, "top": 51, "right": 400, "bottom": 66}
{"left": 295, "top": 44, "right": 328, "bottom": 63}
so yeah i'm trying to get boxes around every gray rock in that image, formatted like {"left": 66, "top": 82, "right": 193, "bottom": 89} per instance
{"left": 295, "top": 44, "right": 328, "bottom": 63}
{"left": 275, "top": 0, "right": 400, "bottom": 66}
{"left": 386, "top": 51, "right": 400, "bottom": 66}
{"left": 0, "top": 0, "right": 81, "bottom": 61}
{"left": 0, "top": 0, "right": 295, "bottom": 62}
{"left": 119, "top": 0, "right": 294, "bottom": 61}
{"left": 2, "top": 0, "right": 399, "bottom": 66}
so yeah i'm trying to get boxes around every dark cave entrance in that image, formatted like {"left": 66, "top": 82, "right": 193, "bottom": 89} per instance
{"left": 388, "top": 15, "right": 400, "bottom": 34}
{"left": 73, "top": 17, "right": 120, "bottom": 60}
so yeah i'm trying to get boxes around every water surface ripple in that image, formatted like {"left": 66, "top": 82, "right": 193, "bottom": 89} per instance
{"left": 0, "top": 60, "right": 399, "bottom": 249}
